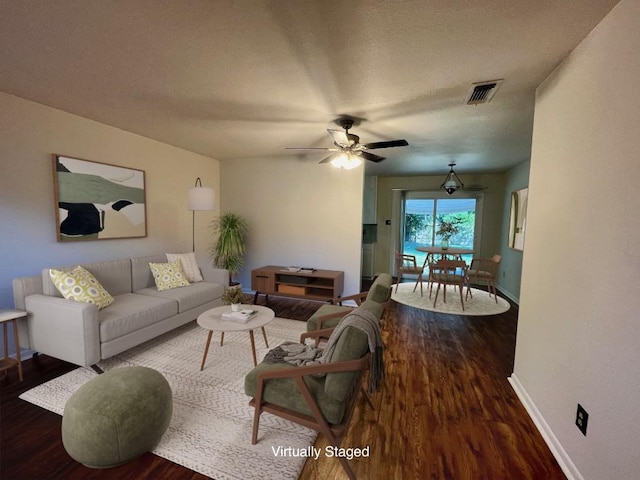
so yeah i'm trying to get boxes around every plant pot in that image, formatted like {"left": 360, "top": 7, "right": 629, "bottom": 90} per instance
{"left": 231, "top": 303, "right": 242, "bottom": 312}
{"left": 441, "top": 238, "right": 449, "bottom": 250}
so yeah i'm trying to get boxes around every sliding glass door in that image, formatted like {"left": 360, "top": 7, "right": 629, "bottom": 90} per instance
{"left": 402, "top": 193, "right": 480, "bottom": 266}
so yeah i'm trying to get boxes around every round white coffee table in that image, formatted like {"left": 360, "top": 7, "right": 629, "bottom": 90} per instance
{"left": 197, "top": 304, "right": 275, "bottom": 369}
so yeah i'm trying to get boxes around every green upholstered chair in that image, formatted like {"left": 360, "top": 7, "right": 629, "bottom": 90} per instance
{"left": 306, "top": 273, "right": 392, "bottom": 338}
{"left": 245, "top": 321, "right": 375, "bottom": 480}
{"left": 61, "top": 366, "right": 172, "bottom": 468}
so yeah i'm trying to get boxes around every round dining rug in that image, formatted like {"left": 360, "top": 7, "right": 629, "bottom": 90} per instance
{"left": 391, "top": 282, "right": 510, "bottom": 315}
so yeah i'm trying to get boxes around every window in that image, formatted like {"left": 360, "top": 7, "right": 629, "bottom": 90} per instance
{"left": 401, "top": 192, "right": 481, "bottom": 267}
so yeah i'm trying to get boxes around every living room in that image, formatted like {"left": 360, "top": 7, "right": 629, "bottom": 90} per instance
{"left": 2, "top": 1, "right": 640, "bottom": 479}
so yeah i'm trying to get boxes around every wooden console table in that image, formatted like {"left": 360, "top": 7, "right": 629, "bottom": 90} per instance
{"left": 251, "top": 266, "right": 344, "bottom": 303}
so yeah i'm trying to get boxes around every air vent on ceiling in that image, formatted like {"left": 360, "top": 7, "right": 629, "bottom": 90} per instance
{"left": 465, "top": 79, "right": 503, "bottom": 105}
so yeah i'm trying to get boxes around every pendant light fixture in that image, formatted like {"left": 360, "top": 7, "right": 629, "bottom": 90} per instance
{"left": 441, "top": 163, "right": 464, "bottom": 195}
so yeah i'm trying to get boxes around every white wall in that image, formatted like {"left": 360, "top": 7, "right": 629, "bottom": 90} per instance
{"left": 511, "top": 1, "right": 640, "bottom": 478}
{"left": 220, "top": 157, "right": 363, "bottom": 297}
{"left": 0, "top": 93, "right": 220, "bottom": 309}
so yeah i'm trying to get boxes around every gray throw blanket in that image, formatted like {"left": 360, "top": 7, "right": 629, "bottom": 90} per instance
{"left": 263, "top": 308, "right": 384, "bottom": 393}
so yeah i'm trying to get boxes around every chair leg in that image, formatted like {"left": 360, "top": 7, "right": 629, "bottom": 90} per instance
{"left": 395, "top": 272, "right": 402, "bottom": 292}
{"left": 251, "top": 404, "right": 262, "bottom": 444}
{"left": 433, "top": 283, "right": 441, "bottom": 307}
{"left": 458, "top": 283, "right": 465, "bottom": 311}
{"left": 361, "top": 386, "right": 375, "bottom": 410}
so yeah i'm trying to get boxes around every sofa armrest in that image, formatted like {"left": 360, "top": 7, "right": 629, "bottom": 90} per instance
{"left": 25, "top": 294, "right": 101, "bottom": 367}
{"left": 199, "top": 266, "right": 230, "bottom": 287}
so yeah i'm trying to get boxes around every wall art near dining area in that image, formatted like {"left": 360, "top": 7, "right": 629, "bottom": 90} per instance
{"left": 52, "top": 154, "right": 147, "bottom": 241}
{"left": 508, "top": 187, "right": 528, "bottom": 251}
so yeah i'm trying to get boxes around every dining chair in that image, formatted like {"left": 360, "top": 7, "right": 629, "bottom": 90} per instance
{"left": 394, "top": 251, "right": 424, "bottom": 296}
{"left": 465, "top": 254, "right": 502, "bottom": 303}
{"left": 429, "top": 259, "right": 468, "bottom": 310}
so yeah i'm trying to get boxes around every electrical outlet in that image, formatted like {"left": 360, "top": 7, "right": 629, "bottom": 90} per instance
{"left": 576, "top": 404, "right": 589, "bottom": 436}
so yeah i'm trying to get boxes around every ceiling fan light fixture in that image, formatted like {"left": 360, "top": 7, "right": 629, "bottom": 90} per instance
{"left": 331, "top": 152, "right": 361, "bottom": 170}
{"left": 441, "top": 163, "right": 464, "bottom": 195}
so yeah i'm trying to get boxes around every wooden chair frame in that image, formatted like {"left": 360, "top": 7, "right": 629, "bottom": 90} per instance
{"left": 465, "top": 255, "right": 501, "bottom": 303}
{"left": 394, "top": 252, "right": 424, "bottom": 296}
{"left": 429, "top": 259, "right": 468, "bottom": 311}
{"left": 250, "top": 328, "right": 374, "bottom": 480}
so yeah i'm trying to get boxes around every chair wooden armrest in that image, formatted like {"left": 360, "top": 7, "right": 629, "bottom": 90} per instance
{"left": 332, "top": 291, "right": 368, "bottom": 306}
{"left": 255, "top": 354, "right": 369, "bottom": 382}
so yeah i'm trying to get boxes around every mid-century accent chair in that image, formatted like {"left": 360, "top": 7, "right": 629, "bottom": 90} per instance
{"left": 394, "top": 252, "right": 425, "bottom": 296}
{"left": 244, "top": 310, "right": 382, "bottom": 480}
{"left": 465, "top": 254, "right": 502, "bottom": 303}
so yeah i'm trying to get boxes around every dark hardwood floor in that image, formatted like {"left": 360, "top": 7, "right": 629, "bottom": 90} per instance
{"left": 1, "top": 288, "right": 565, "bottom": 480}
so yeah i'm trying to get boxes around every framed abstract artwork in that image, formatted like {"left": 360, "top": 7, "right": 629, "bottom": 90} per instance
{"left": 52, "top": 154, "right": 147, "bottom": 241}
{"left": 508, "top": 187, "right": 528, "bottom": 251}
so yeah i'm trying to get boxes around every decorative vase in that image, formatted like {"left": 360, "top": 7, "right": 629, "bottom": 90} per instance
{"left": 231, "top": 303, "right": 241, "bottom": 312}
{"left": 441, "top": 238, "right": 449, "bottom": 250}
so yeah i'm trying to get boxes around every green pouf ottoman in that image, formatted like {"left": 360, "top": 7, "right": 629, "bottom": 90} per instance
{"left": 61, "top": 366, "right": 173, "bottom": 468}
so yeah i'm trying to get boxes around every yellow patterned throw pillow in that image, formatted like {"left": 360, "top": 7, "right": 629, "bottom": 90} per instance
{"left": 149, "top": 261, "right": 190, "bottom": 291}
{"left": 49, "top": 266, "right": 115, "bottom": 310}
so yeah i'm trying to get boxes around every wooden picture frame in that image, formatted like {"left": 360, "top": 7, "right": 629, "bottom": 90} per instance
{"left": 508, "top": 187, "right": 528, "bottom": 251}
{"left": 52, "top": 154, "right": 147, "bottom": 242}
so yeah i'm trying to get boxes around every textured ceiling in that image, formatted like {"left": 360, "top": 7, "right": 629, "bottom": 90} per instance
{"left": 0, "top": 0, "right": 619, "bottom": 176}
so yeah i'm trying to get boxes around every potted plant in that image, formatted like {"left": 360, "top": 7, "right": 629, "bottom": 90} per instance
{"left": 222, "top": 285, "right": 244, "bottom": 311}
{"left": 436, "top": 217, "right": 462, "bottom": 250}
{"left": 210, "top": 212, "right": 249, "bottom": 285}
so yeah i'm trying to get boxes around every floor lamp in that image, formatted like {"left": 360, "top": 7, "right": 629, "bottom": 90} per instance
{"left": 188, "top": 177, "right": 215, "bottom": 252}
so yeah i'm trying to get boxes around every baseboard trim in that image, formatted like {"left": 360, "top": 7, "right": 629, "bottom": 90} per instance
{"left": 508, "top": 374, "right": 583, "bottom": 480}
{"left": 496, "top": 284, "right": 519, "bottom": 304}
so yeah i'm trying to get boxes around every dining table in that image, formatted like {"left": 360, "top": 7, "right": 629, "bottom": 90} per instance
{"left": 415, "top": 246, "right": 475, "bottom": 267}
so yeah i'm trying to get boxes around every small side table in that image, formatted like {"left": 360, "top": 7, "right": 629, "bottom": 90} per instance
{"left": 0, "top": 308, "right": 25, "bottom": 382}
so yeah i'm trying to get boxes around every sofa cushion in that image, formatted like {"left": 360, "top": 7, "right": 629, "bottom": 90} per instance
{"left": 324, "top": 325, "right": 369, "bottom": 402}
{"left": 149, "top": 261, "right": 190, "bottom": 291}
{"left": 244, "top": 362, "right": 348, "bottom": 425}
{"left": 49, "top": 266, "right": 115, "bottom": 310}
{"left": 99, "top": 293, "right": 177, "bottom": 342}
{"left": 135, "top": 282, "right": 224, "bottom": 313}
{"left": 306, "top": 304, "right": 353, "bottom": 332}
{"left": 365, "top": 273, "right": 393, "bottom": 304}
{"left": 42, "top": 259, "right": 132, "bottom": 297}
{"left": 166, "top": 252, "right": 203, "bottom": 283}
{"left": 131, "top": 255, "right": 168, "bottom": 291}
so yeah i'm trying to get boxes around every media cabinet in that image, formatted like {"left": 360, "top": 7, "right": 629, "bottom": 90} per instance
{"left": 251, "top": 265, "right": 344, "bottom": 303}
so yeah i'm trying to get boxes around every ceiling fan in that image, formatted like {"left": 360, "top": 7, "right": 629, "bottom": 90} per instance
{"left": 286, "top": 116, "right": 409, "bottom": 168}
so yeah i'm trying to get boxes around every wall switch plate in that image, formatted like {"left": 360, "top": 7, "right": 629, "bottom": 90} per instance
{"left": 576, "top": 404, "right": 589, "bottom": 436}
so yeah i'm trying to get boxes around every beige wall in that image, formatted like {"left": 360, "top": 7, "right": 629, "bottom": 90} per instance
{"left": 219, "top": 157, "right": 364, "bottom": 296}
{"left": 374, "top": 173, "right": 506, "bottom": 275}
{"left": 512, "top": 1, "right": 640, "bottom": 478}
{"left": 0, "top": 92, "right": 220, "bottom": 307}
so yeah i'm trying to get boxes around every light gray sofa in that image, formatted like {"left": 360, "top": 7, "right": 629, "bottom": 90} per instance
{"left": 12, "top": 254, "right": 228, "bottom": 369}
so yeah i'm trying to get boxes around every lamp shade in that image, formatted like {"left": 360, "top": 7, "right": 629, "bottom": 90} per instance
{"left": 188, "top": 185, "right": 215, "bottom": 211}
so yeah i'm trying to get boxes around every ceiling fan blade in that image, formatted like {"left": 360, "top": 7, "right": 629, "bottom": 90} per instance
{"left": 319, "top": 154, "right": 336, "bottom": 164}
{"left": 361, "top": 151, "right": 386, "bottom": 163}
{"left": 327, "top": 129, "right": 350, "bottom": 147}
{"left": 364, "top": 139, "right": 409, "bottom": 149}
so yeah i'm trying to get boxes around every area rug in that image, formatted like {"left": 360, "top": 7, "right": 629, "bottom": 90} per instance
{"left": 392, "top": 282, "right": 510, "bottom": 315}
{"left": 19, "top": 318, "right": 316, "bottom": 480}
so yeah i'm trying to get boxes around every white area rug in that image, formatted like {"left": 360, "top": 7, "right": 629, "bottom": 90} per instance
{"left": 392, "top": 282, "right": 510, "bottom": 315}
{"left": 19, "top": 318, "right": 316, "bottom": 480}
